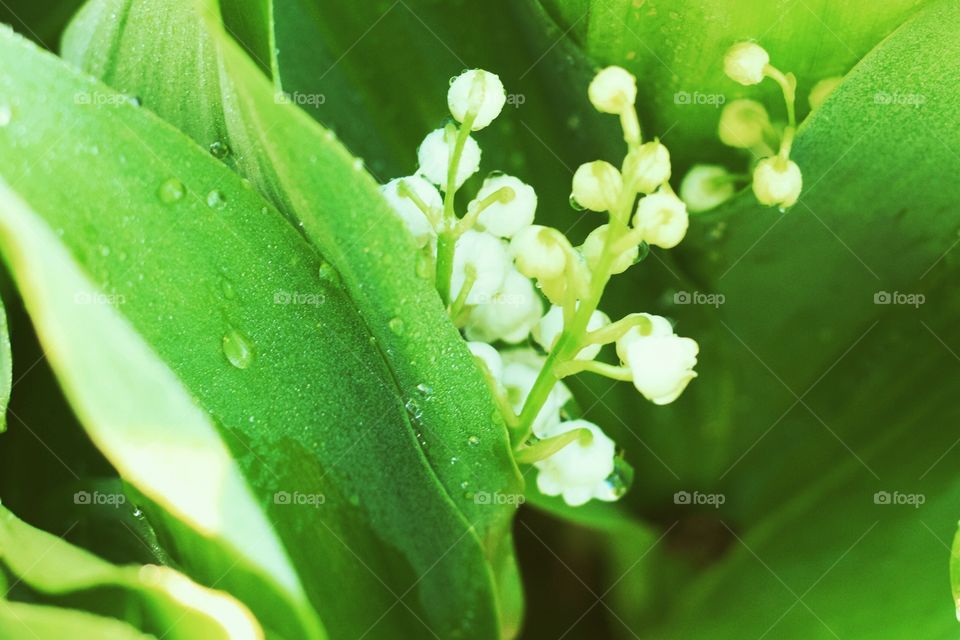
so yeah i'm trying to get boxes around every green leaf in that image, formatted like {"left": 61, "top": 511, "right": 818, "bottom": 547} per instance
{"left": 0, "top": 295, "right": 11, "bottom": 433}
{"left": 0, "top": 24, "right": 515, "bottom": 639}
{"left": 0, "top": 600, "right": 152, "bottom": 640}
{"left": 537, "top": 0, "right": 934, "bottom": 156}
{"left": 0, "top": 504, "right": 263, "bottom": 639}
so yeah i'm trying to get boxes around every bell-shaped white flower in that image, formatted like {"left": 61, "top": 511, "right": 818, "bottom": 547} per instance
{"left": 633, "top": 190, "right": 689, "bottom": 249}
{"left": 465, "top": 269, "right": 543, "bottom": 344}
{"left": 622, "top": 140, "right": 671, "bottom": 194}
{"left": 534, "top": 305, "right": 610, "bottom": 361}
{"left": 452, "top": 230, "right": 509, "bottom": 306}
{"left": 417, "top": 127, "right": 481, "bottom": 191}
{"left": 572, "top": 161, "right": 622, "bottom": 212}
{"left": 679, "top": 165, "right": 735, "bottom": 213}
{"left": 471, "top": 174, "right": 537, "bottom": 238}
{"left": 752, "top": 157, "right": 802, "bottom": 208}
{"left": 466, "top": 341, "right": 503, "bottom": 382}
{"left": 618, "top": 317, "right": 698, "bottom": 405}
{"left": 535, "top": 420, "right": 616, "bottom": 507}
{"left": 502, "top": 349, "right": 571, "bottom": 437}
{"left": 588, "top": 66, "right": 637, "bottom": 114}
{"left": 718, "top": 99, "right": 770, "bottom": 149}
{"left": 510, "top": 225, "right": 569, "bottom": 281}
{"left": 581, "top": 224, "right": 638, "bottom": 275}
{"left": 448, "top": 69, "right": 507, "bottom": 130}
{"left": 380, "top": 176, "right": 440, "bottom": 247}
{"left": 724, "top": 42, "right": 770, "bottom": 86}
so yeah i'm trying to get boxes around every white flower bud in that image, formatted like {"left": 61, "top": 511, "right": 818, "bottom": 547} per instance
{"left": 471, "top": 174, "right": 537, "bottom": 238}
{"left": 808, "top": 76, "right": 843, "bottom": 110}
{"left": 724, "top": 42, "right": 770, "bottom": 86}
{"left": 614, "top": 313, "right": 674, "bottom": 362}
{"left": 510, "top": 225, "right": 569, "bottom": 281}
{"left": 502, "top": 349, "right": 571, "bottom": 437}
{"left": 622, "top": 140, "right": 671, "bottom": 194}
{"left": 572, "top": 161, "right": 623, "bottom": 212}
{"left": 588, "top": 66, "right": 637, "bottom": 114}
{"left": 752, "top": 157, "right": 802, "bottom": 208}
{"left": 380, "top": 175, "right": 440, "bottom": 247}
{"left": 466, "top": 341, "right": 503, "bottom": 382}
{"left": 452, "top": 230, "right": 509, "bottom": 305}
{"left": 679, "top": 164, "right": 735, "bottom": 213}
{"left": 448, "top": 69, "right": 507, "bottom": 130}
{"left": 619, "top": 322, "right": 698, "bottom": 405}
{"left": 718, "top": 99, "right": 770, "bottom": 149}
{"left": 465, "top": 269, "right": 543, "bottom": 344}
{"left": 534, "top": 305, "right": 610, "bottom": 361}
{"left": 633, "top": 191, "right": 689, "bottom": 249}
{"left": 535, "top": 420, "right": 616, "bottom": 507}
{"left": 417, "top": 127, "right": 481, "bottom": 191}
{"left": 581, "top": 224, "right": 638, "bottom": 275}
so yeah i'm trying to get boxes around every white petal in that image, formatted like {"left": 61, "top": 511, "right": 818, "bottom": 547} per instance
{"left": 448, "top": 69, "right": 507, "bottom": 130}
{"left": 380, "top": 176, "right": 439, "bottom": 247}
{"left": 472, "top": 174, "right": 537, "bottom": 238}
{"left": 452, "top": 230, "right": 509, "bottom": 306}
{"left": 466, "top": 342, "right": 503, "bottom": 382}
{"left": 416, "top": 128, "right": 481, "bottom": 191}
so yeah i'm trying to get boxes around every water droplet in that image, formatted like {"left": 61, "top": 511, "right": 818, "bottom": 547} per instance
{"left": 486, "top": 170, "right": 506, "bottom": 180}
{"left": 0, "top": 104, "right": 13, "bottom": 127}
{"left": 352, "top": 158, "right": 365, "bottom": 171}
{"left": 209, "top": 140, "right": 230, "bottom": 159}
{"left": 206, "top": 189, "right": 227, "bottom": 209}
{"left": 450, "top": 456, "right": 459, "bottom": 465}
{"left": 415, "top": 251, "right": 434, "bottom": 280}
{"left": 568, "top": 193, "right": 586, "bottom": 211}
{"left": 388, "top": 317, "right": 405, "bottom": 335}
{"left": 459, "top": 480, "right": 470, "bottom": 490}
{"left": 222, "top": 327, "right": 254, "bottom": 369}
{"left": 467, "top": 435, "right": 480, "bottom": 446}
{"left": 219, "top": 276, "right": 237, "bottom": 300}
{"left": 132, "top": 507, "right": 143, "bottom": 518}
{"left": 318, "top": 262, "right": 343, "bottom": 287}
{"left": 416, "top": 382, "right": 433, "bottom": 397}
{"left": 98, "top": 245, "right": 110, "bottom": 257}
{"left": 634, "top": 241, "right": 650, "bottom": 263}
{"left": 405, "top": 398, "right": 423, "bottom": 420}
{"left": 127, "top": 95, "right": 142, "bottom": 107}
{"left": 158, "top": 178, "right": 185, "bottom": 204}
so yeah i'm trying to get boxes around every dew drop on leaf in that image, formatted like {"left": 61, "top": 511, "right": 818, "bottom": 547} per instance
{"left": 219, "top": 275, "right": 237, "bottom": 300}
{"left": 405, "top": 398, "right": 423, "bottom": 420}
{"left": 222, "top": 327, "right": 254, "bottom": 369}
{"left": 415, "top": 251, "right": 433, "bottom": 280}
{"left": 209, "top": 140, "right": 230, "bottom": 159}
{"left": 388, "top": 317, "right": 405, "bottom": 335}
{"left": 467, "top": 435, "right": 480, "bottom": 446}
{"left": 415, "top": 382, "right": 433, "bottom": 397}
{"left": 0, "top": 103, "right": 12, "bottom": 127}
{"left": 206, "top": 189, "right": 227, "bottom": 209}
{"left": 568, "top": 193, "right": 586, "bottom": 211}
{"left": 317, "top": 262, "right": 343, "bottom": 287}
{"left": 157, "top": 178, "right": 185, "bottom": 204}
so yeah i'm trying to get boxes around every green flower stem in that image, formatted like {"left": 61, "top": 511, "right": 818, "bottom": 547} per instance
{"left": 513, "top": 428, "right": 592, "bottom": 464}
{"left": 397, "top": 179, "right": 441, "bottom": 230}
{"left": 581, "top": 313, "right": 653, "bottom": 346}
{"left": 763, "top": 64, "right": 797, "bottom": 131}
{"left": 515, "top": 191, "right": 635, "bottom": 443}
{"left": 554, "top": 359, "right": 633, "bottom": 381}
{"left": 448, "top": 267, "right": 476, "bottom": 320}
{"left": 455, "top": 186, "right": 513, "bottom": 236}
{"left": 435, "top": 114, "right": 476, "bottom": 306}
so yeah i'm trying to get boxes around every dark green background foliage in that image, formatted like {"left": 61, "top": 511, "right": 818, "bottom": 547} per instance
{"left": 0, "top": 0, "right": 957, "bottom": 638}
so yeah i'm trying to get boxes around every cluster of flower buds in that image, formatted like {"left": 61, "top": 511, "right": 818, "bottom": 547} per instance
{"left": 381, "top": 67, "right": 699, "bottom": 506}
{"left": 709, "top": 41, "right": 806, "bottom": 210}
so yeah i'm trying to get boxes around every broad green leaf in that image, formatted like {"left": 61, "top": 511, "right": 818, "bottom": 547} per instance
{"left": 63, "top": 2, "right": 525, "bottom": 635}
{"left": 0, "top": 600, "right": 152, "bottom": 640}
{"left": 537, "top": 0, "right": 932, "bottom": 156}
{"left": 602, "top": 0, "right": 960, "bottom": 635}
{"left": 0, "top": 505, "right": 262, "bottom": 639}
{"left": 0, "top": 25, "right": 514, "bottom": 639}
